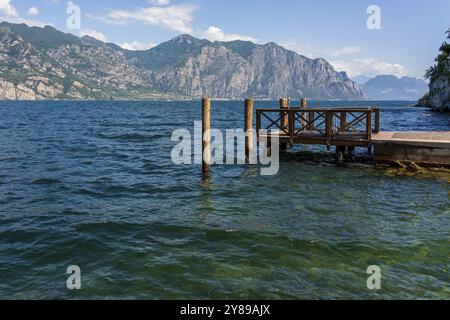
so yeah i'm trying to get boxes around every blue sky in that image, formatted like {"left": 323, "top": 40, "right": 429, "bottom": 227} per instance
{"left": 1, "top": 0, "right": 449, "bottom": 79}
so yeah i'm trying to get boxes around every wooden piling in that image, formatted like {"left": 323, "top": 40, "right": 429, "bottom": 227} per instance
{"left": 279, "top": 98, "right": 289, "bottom": 129}
{"left": 244, "top": 98, "right": 254, "bottom": 159}
{"left": 279, "top": 98, "right": 289, "bottom": 150}
{"left": 300, "top": 98, "right": 308, "bottom": 129}
{"left": 336, "top": 146, "right": 346, "bottom": 162}
{"left": 340, "top": 111, "right": 347, "bottom": 131}
{"left": 374, "top": 108, "right": 380, "bottom": 133}
{"left": 302, "top": 98, "right": 314, "bottom": 130}
{"left": 202, "top": 97, "right": 211, "bottom": 173}
{"left": 301, "top": 98, "right": 307, "bottom": 109}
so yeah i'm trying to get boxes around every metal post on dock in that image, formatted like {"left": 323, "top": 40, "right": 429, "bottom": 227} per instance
{"left": 202, "top": 97, "right": 211, "bottom": 174}
{"left": 244, "top": 98, "right": 254, "bottom": 160}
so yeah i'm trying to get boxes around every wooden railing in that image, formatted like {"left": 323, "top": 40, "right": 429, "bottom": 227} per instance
{"left": 256, "top": 107, "right": 380, "bottom": 147}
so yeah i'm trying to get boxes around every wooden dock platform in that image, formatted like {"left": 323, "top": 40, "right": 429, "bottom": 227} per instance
{"left": 256, "top": 106, "right": 379, "bottom": 147}
{"left": 254, "top": 101, "right": 450, "bottom": 167}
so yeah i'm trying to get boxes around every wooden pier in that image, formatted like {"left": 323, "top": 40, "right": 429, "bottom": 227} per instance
{"left": 198, "top": 98, "right": 450, "bottom": 171}
{"left": 256, "top": 107, "right": 380, "bottom": 148}
{"left": 253, "top": 99, "right": 450, "bottom": 167}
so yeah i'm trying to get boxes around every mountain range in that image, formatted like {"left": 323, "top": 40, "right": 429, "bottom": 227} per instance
{"left": 0, "top": 22, "right": 363, "bottom": 100}
{"left": 360, "top": 75, "right": 428, "bottom": 100}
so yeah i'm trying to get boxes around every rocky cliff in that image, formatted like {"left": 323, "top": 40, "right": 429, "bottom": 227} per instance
{"left": 136, "top": 35, "right": 363, "bottom": 99}
{"left": 417, "top": 30, "right": 450, "bottom": 112}
{"left": 416, "top": 76, "right": 450, "bottom": 112}
{"left": 0, "top": 22, "right": 363, "bottom": 100}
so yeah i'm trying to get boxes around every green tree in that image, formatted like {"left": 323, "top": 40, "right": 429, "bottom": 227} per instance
{"left": 425, "top": 29, "right": 450, "bottom": 80}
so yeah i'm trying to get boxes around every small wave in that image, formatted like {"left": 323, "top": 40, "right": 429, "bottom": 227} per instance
{"left": 75, "top": 188, "right": 103, "bottom": 197}
{"left": 31, "top": 178, "right": 63, "bottom": 185}
{"left": 98, "top": 133, "right": 149, "bottom": 141}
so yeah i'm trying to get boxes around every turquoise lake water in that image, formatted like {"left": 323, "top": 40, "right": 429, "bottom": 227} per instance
{"left": 0, "top": 100, "right": 449, "bottom": 299}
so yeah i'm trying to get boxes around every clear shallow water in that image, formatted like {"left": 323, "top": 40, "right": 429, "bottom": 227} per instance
{"left": 0, "top": 100, "right": 449, "bottom": 299}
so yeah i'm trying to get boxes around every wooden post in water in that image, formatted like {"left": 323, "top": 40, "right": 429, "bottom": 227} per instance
{"left": 301, "top": 98, "right": 307, "bottom": 109}
{"left": 374, "top": 108, "right": 380, "bottom": 133}
{"left": 340, "top": 111, "right": 347, "bottom": 132}
{"left": 279, "top": 98, "right": 289, "bottom": 129}
{"left": 367, "top": 109, "right": 373, "bottom": 155}
{"left": 302, "top": 98, "right": 314, "bottom": 131}
{"left": 202, "top": 97, "right": 211, "bottom": 174}
{"left": 300, "top": 98, "right": 308, "bottom": 129}
{"left": 336, "top": 146, "right": 346, "bottom": 162}
{"left": 279, "top": 98, "right": 288, "bottom": 150}
{"left": 244, "top": 98, "right": 254, "bottom": 160}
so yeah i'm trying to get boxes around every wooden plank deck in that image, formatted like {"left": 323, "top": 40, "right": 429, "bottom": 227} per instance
{"left": 259, "top": 130, "right": 370, "bottom": 146}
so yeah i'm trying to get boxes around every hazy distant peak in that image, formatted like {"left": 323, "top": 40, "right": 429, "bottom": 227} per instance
{"left": 361, "top": 74, "right": 428, "bottom": 100}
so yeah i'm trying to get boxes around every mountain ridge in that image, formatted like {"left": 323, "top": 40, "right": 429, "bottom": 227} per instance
{"left": 0, "top": 22, "right": 363, "bottom": 100}
{"left": 360, "top": 74, "right": 428, "bottom": 101}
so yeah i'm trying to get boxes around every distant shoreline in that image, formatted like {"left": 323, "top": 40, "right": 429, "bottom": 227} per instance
{"left": 0, "top": 99, "right": 420, "bottom": 103}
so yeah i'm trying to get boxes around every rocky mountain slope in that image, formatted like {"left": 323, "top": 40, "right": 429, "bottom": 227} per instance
{"left": 0, "top": 22, "right": 363, "bottom": 100}
{"left": 416, "top": 30, "right": 450, "bottom": 112}
{"left": 361, "top": 75, "right": 428, "bottom": 100}
{"left": 129, "top": 34, "right": 363, "bottom": 99}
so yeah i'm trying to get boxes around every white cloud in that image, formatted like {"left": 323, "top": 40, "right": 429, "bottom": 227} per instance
{"left": 0, "top": 0, "right": 18, "bottom": 17}
{"left": 79, "top": 28, "right": 108, "bottom": 42}
{"left": 27, "top": 6, "right": 39, "bottom": 16}
{"left": 200, "top": 26, "right": 257, "bottom": 42}
{"left": 330, "top": 58, "right": 409, "bottom": 78}
{"left": 0, "top": 16, "right": 51, "bottom": 27}
{"left": 326, "top": 46, "right": 361, "bottom": 57}
{"left": 148, "top": 0, "right": 170, "bottom": 5}
{"left": 0, "top": 1, "right": 51, "bottom": 27}
{"left": 120, "top": 41, "right": 156, "bottom": 50}
{"left": 279, "top": 39, "right": 320, "bottom": 58}
{"left": 90, "top": 3, "right": 197, "bottom": 34}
